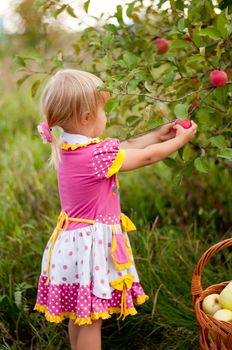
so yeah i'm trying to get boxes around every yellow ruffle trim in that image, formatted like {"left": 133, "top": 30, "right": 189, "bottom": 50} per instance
{"left": 33, "top": 294, "right": 149, "bottom": 326}
{"left": 134, "top": 294, "right": 149, "bottom": 305}
{"left": 61, "top": 137, "right": 108, "bottom": 150}
{"left": 106, "top": 149, "right": 126, "bottom": 178}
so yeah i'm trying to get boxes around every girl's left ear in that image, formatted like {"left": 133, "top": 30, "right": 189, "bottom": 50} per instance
{"left": 80, "top": 111, "right": 91, "bottom": 125}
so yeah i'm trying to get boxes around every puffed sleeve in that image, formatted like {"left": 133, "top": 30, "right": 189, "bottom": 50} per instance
{"left": 92, "top": 138, "right": 126, "bottom": 179}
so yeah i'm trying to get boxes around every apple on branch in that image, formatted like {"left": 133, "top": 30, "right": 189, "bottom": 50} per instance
{"left": 152, "top": 38, "right": 169, "bottom": 54}
{"left": 210, "top": 70, "right": 228, "bottom": 87}
{"left": 184, "top": 35, "right": 192, "bottom": 42}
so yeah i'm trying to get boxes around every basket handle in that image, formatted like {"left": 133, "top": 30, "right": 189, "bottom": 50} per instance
{"left": 191, "top": 238, "right": 232, "bottom": 297}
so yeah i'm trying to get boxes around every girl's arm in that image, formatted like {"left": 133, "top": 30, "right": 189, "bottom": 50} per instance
{"left": 120, "top": 122, "right": 176, "bottom": 149}
{"left": 119, "top": 122, "right": 198, "bottom": 172}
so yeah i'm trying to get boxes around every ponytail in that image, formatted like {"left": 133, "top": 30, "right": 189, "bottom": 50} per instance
{"left": 49, "top": 134, "right": 61, "bottom": 170}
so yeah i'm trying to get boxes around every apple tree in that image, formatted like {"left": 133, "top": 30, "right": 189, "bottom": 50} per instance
{"left": 17, "top": 0, "right": 232, "bottom": 184}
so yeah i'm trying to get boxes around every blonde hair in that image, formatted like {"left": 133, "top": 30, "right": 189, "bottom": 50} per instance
{"left": 40, "top": 69, "right": 109, "bottom": 169}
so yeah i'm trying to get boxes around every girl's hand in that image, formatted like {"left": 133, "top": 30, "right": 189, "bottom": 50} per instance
{"left": 173, "top": 120, "right": 198, "bottom": 143}
{"left": 158, "top": 122, "right": 176, "bottom": 142}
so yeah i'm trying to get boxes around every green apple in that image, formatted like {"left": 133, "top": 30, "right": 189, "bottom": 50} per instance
{"left": 202, "top": 293, "right": 221, "bottom": 315}
{"left": 219, "top": 281, "right": 232, "bottom": 311}
{"left": 213, "top": 309, "right": 232, "bottom": 322}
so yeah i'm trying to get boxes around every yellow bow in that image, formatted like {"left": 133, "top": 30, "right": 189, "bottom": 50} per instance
{"left": 120, "top": 213, "right": 136, "bottom": 232}
{"left": 45, "top": 212, "right": 69, "bottom": 285}
{"left": 111, "top": 274, "right": 134, "bottom": 320}
{"left": 44, "top": 211, "right": 96, "bottom": 285}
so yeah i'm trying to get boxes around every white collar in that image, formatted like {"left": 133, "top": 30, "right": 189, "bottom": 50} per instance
{"left": 61, "top": 132, "right": 94, "bottom": 144}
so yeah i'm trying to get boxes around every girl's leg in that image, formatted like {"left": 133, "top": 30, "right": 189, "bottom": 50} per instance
{"left": 76, "top": 319, "right": 102, "bottom": 350}
{"left": 68, "top": 319, "right": 80, "bottom": 350}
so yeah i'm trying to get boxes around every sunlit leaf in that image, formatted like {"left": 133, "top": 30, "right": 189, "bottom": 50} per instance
{"left": 84, "top": 0, "right": 90, "bottom": 13}
{"left": 17, "top": 74, "right": 31, "bottom": 87}
{"left": 15, "top": 56, "right": 26, "bottom": 67}
{"left": 217, "top": 148, "right": 232, "bottom": 160}
{"left": 31, "top": 79, "right": 40, "bottom": 98}
{"left": 209, "top": 135, "right": 226, "bottom": 149}
{"left": 174, "top": 104, "right": 188, "bottom": 119}
{"left": 194, "top": 157, "right": 208, "bottom": 173}
{"left": 199, "top": 27, "right": 223, "bottom": 40}
{"left": 66, "top": 5, "right": 77, "bottom": 18}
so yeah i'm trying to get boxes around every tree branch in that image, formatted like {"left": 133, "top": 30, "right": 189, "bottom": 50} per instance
{"left": 112, "top": 82, "right": 232, "bottom": 103}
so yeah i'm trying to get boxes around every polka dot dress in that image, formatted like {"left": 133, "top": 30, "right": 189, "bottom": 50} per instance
{"left": 34, "top": 135, "right": 149, "bottom": 326}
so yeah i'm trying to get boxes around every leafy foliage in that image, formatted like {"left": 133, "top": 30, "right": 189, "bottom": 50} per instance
{"left": 17, "top": 0, "right": 232, "bottom": 177}
{"left": 1, "top": 0, "right": 232, "bottom": 349}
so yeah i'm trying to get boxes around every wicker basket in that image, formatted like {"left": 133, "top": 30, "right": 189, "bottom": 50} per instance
{"left": 192, "top": 238, "right": 232, "bottom": 350}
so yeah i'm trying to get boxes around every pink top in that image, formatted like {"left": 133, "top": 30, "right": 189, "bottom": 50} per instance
{"left": 57, "top": 134, "right": 126, "bottom": 230}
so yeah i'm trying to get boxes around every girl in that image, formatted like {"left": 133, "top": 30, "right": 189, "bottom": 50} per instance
{"left": 34, "top": 69, "right": 197, "bottom": 350}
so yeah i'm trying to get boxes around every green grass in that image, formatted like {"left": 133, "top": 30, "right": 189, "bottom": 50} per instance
{"left": 0, "top": 60, "right": 232, "bottom": 350}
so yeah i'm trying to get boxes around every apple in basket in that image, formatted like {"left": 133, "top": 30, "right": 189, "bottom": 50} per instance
{"left": 202, "top": 294, "right": 221, "bottom": 315}
{"left": 213, "top": 309, "right": 232, "bottom": 322}
{"left": 219, "top": 281, "right": 232, "bottom": 311}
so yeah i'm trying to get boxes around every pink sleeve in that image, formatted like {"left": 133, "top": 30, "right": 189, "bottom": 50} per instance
{"left": 92, "top": 138, "right": 126, "bottom": 179}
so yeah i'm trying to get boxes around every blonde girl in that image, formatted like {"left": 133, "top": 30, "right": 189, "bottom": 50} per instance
{"left": 34, "top": 69, "right": 197, "bottom": 350}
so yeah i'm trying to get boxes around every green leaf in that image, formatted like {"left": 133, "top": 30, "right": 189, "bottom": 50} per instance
{"left": 15, "top": 56, "right": 26, "bottom": 67}
{"left": 103, "top": 55, "right": 112, "bottom": 66}
{"left": 216, "top": 11, "right": 228, "bottom": 38}
{"left": 151, "top": 63, "right": 170, "bottom": 80}
{"left": 104, "top": 97, "right": 118, "bottom": 113}
{"left": 123, "top": 52, "right": 140, "bottom": 68}
{"left": 183, "top": 144, "right": 195, "bottom": 161}
{"left": 126, "top": 2, "right": 134, "bottom": 17}
{"left": 213, "top": 85, "right": 228, "bottom": 104}
{"left": 115, "top": 5, "right": 124, "bottom": 26}
{"left": 191, "top": 26, "right": 203, "bottom": 47}
{"left": 174, "top": 104, "right": 188, "bottom": 119}
{"left": 66, "top": 5, "right": 77, "bottom": 18}
{"left": 31, "top": 79, "right": 40, "bottom": 98}
{"left": 16, "top": 74, "right": 30, "bottom": 87}
{"left": 217, "top": 148, "right": 232, "bottom": 160}
{"left": 126, "top": 115, "right": 140, "bottom": 124}
{"left": 163, "top": 158, "right": 177, "bottom": 168}
{"left": 171, "top": 39, "right": 189, "bottom": 49}
{"left": 209, "top": 135, "right": 226, "bottom": 149}
{"left": 172, "top": 173, "right": 183, "bottom": 189}
{"left": 177, "top": 18, "right": 185, "bottom": 32}
{"left": 199, "top": 27, "right": 223, "bottom": 40}
{"left": 84, "top": 0, "right": 90, "bottom": 13}
{"left": 162, "top": 70, "right": 176, "bottom": 87}
{"left": 188, "top": 0, "right": 214, "bottom": 22}
{"left": 175, "top": 0, "right": 184, "bottom": 11}
{"left": 53, "top": 4, "right": 66, "bottom": 18}
{"left": 194, "top": 157, "right": 208, "bottom": 173}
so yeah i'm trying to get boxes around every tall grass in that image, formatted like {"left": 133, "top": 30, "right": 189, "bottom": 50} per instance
{"left": 0, "top": 59, "right": 232, "bottom": 350}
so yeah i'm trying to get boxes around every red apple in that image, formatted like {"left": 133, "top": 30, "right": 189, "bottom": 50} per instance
{"left": 152, "top": 38, "right": 169, "bottom": 54}
{"left": 184, "top": 35, "right": 192, "bottom": 42}
{"left": 175, "top": 119, "right": 192, "bottom": 128}
{"left": 173, "top": 119, "right": 192, "bottom": 134}
{"left": 210, "top": 70, "right": 228, "bottom": 87}
{"left": 191, "top": 77, "right": 199, "bottom": 84}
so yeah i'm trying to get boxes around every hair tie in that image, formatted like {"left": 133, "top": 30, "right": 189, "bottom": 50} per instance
{"left": 37, "top": 121, "right": 52, "bottom": 144}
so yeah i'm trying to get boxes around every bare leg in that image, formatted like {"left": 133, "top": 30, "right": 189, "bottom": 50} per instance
{"left": 68, "top": 319, "right": 80, "bottom": 350}
{"left": 76, "top": 319, "right": 102, "bottom": 350}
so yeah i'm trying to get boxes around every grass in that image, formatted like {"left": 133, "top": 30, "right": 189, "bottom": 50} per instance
{"left": 0, "top": 57, "right": 232, "bottom": 350}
